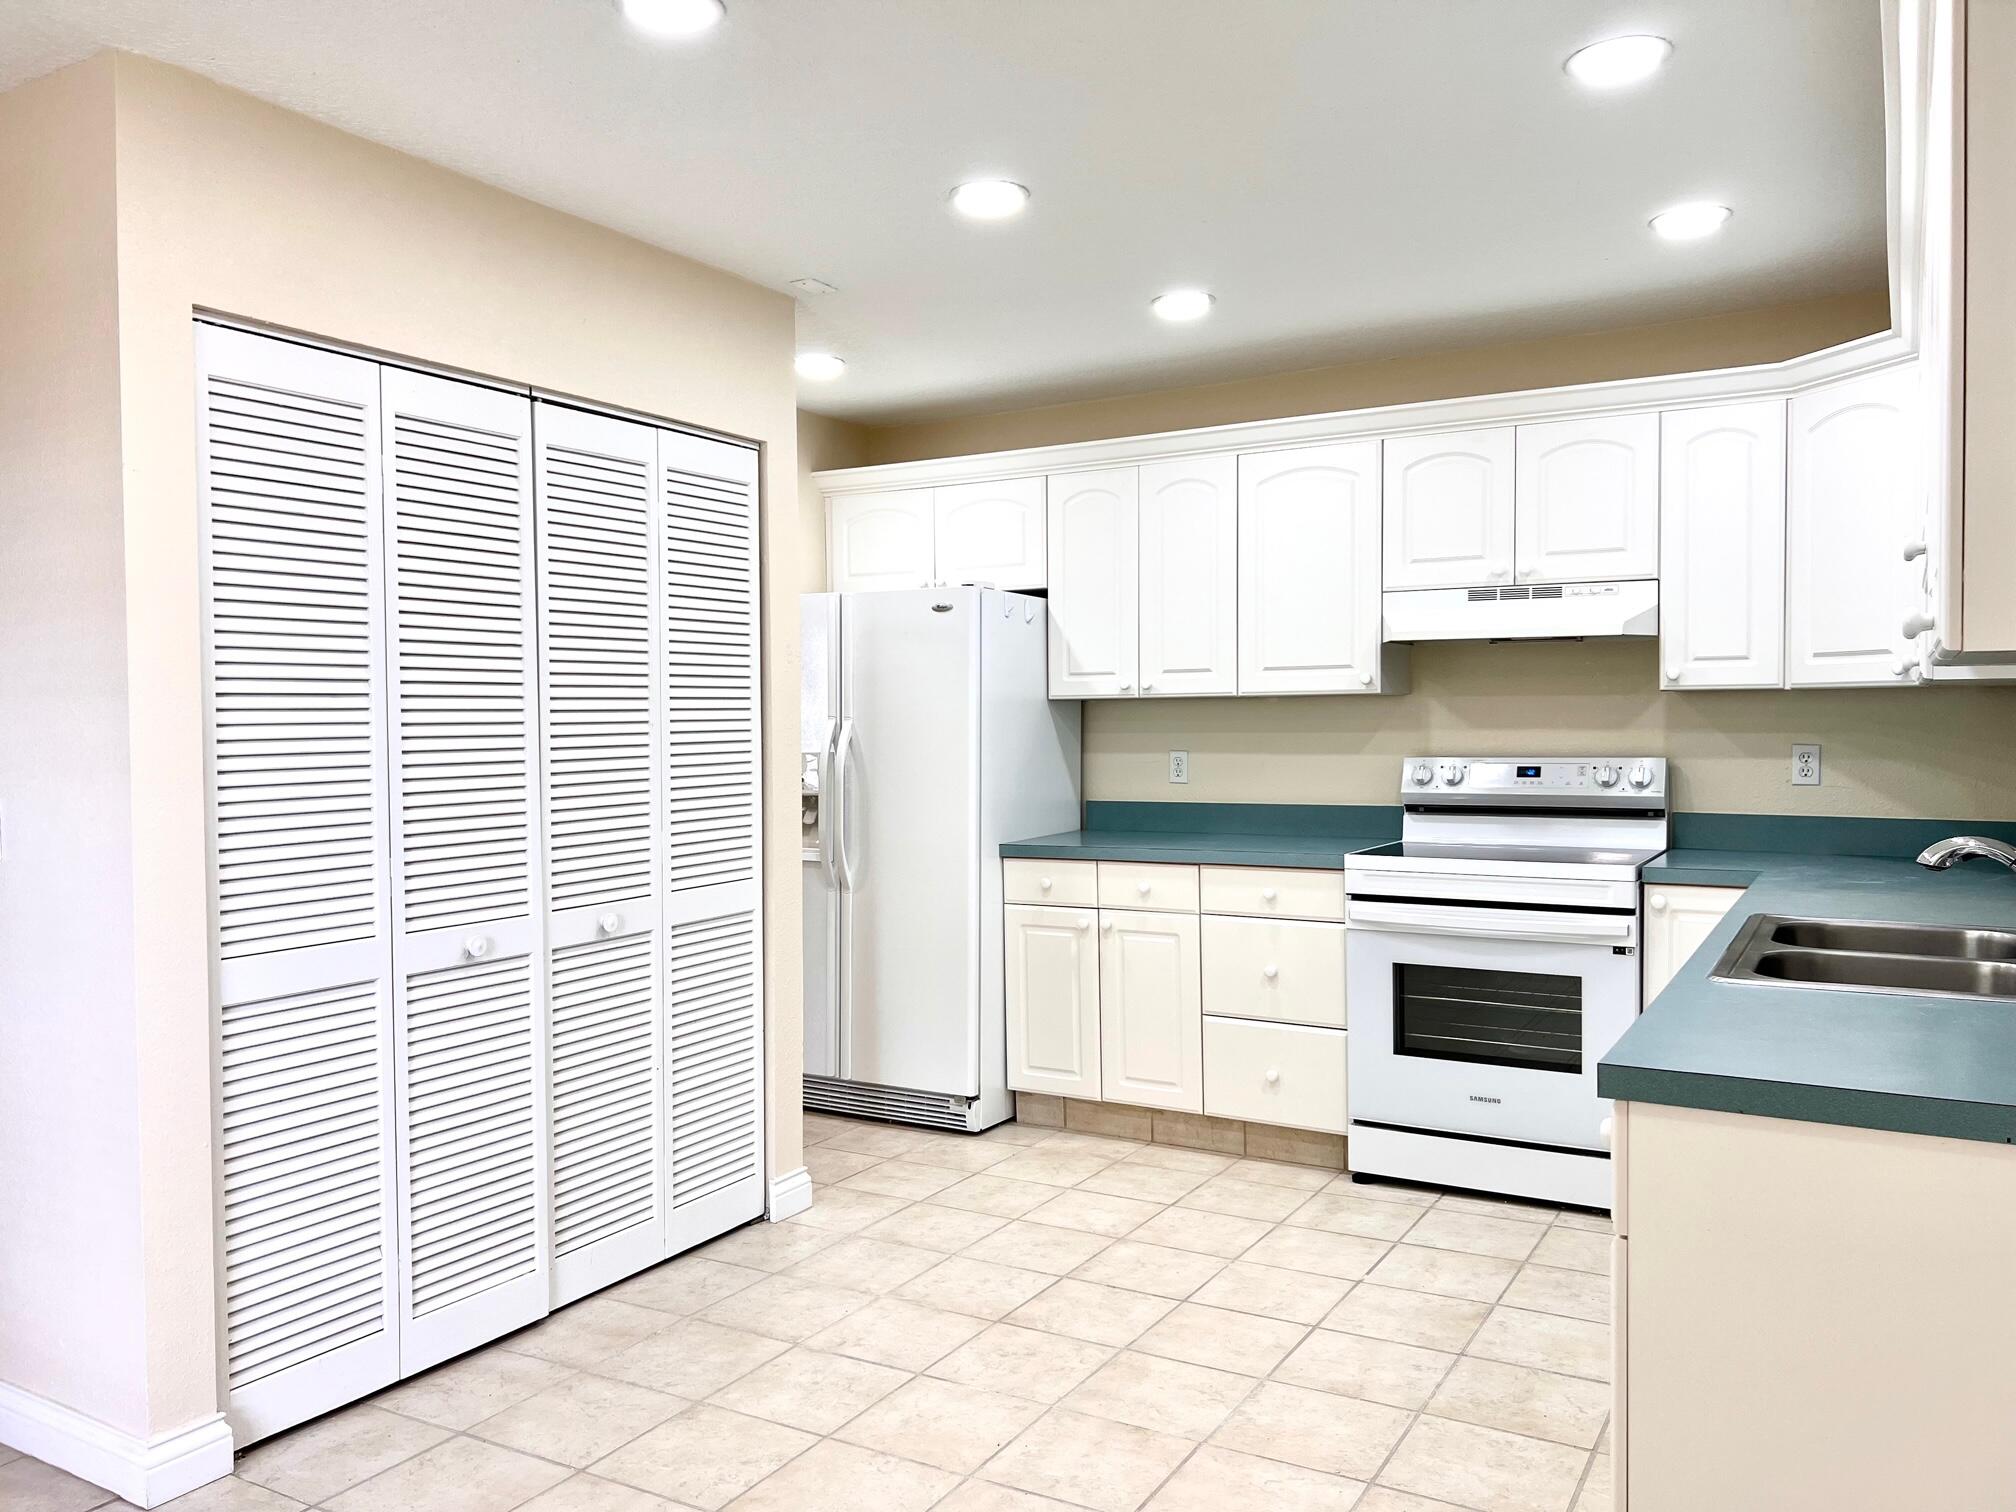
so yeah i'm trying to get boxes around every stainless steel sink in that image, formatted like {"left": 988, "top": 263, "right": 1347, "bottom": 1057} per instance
{"left": 1710, "top": 914, "right": 2016, "bottom": 1002}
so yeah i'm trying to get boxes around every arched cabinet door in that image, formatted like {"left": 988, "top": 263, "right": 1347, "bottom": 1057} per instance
{"left": 1384, "top": 427, "right": 1514, "bottom": 590}
{"left": 1659, "top": 401, "right": 1786, "bottom": 689}
{"left": 1514, "top": 415, "right": 1659, "bottom": 584}
{"left": 829, "top": 488, "right": 934, "bottom": 592}
{"left": 1138, "top": 455, "right": 1237, "bottom": 697}
{"left": 934, "top": 476, "right": 1045, "bottom": 589}
{"left": 1046, "top": 466, "right": 1140, "bottom": 698}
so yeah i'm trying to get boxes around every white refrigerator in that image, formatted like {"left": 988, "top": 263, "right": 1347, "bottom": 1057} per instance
{"left": 802, "top": 588, "right": 1081, "bottom": 1131}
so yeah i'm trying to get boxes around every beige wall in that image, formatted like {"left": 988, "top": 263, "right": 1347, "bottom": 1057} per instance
{"left": 796, "top": 411, "right": 871, "bottom": 594}
{"left": 825, "top": 286, "right": 2016, "bottom": 823}
{"left": 0, "top": 58, "right": 153, "bottom": 1437}
{"left": 861, "top": 290, "right": 1892, "bottom": 463}
{"left": 1086, "top": 640, "right": 2016, "bottom": 819}
{"left": 1, "top": 51, "right": 807, "bottom": 1440}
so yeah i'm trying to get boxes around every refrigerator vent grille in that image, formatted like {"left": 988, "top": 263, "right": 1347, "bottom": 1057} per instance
{"left": 804, "top": 1076, "right": 981, "bottom": 1133}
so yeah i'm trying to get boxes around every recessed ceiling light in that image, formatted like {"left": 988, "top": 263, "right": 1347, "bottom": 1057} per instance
{"left": 949, "top": 180, "right": 1030, "bottom": 221}
{"left": 619, "top": 0, "right": 725, "bottom": 40}
{"left": 1151, "top": 289, "right": 1215, "bottom": 323}
{"left": 795, "top": 352, "right": 846, "bottom": 381}
{"left": 1565, "top": 34, "right": 1672, "bottom": 89}
{"left": 1649, "top": 202, "right": 1733, "bottom": 241}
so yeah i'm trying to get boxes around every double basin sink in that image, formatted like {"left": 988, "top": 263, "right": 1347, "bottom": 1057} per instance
{"left": 1711, "top": 915, "right": 2016, "bottom": 1002}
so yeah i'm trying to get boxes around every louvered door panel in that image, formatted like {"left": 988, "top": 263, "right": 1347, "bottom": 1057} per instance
{"left": 198, "top": 324, "right": 399, "bottom": 1443}
{"left": 661, "top": 431, "right": 764, "bottom": 1252}
{"left": 381, "top": 369, "right": 548, "bottom": 1371}
{"left": 536, "top": 403, "right": 668, "bottom": 1301}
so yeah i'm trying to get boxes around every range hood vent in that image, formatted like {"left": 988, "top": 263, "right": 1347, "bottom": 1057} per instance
{"left": 1385, "top": 579, "right": 1658, "bottom": 643}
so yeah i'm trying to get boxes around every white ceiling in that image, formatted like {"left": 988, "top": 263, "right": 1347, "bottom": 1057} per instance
{"left": 0, "top": 1, "right": 1887, "bottom": 425}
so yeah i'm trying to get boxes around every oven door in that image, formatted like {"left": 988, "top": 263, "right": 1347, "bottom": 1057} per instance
{"left": 1346, "top": 897, "right": 1640, "bottom": 1151}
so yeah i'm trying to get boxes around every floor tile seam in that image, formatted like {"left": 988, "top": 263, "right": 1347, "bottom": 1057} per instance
{"left": 237, "top": 1411, "right": 455, "bottom": 1507}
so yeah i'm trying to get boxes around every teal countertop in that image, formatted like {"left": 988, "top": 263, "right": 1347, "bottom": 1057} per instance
{"left": 999, "top": 828, "right": 1387, "bottom": 869}
{"left": 1601, "top": 848, "right": 2016, "bottom": 1144}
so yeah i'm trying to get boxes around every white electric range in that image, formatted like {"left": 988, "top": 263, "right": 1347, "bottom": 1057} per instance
{"left": 1344, "top": 756, "right": 1669, "bottom": 1209}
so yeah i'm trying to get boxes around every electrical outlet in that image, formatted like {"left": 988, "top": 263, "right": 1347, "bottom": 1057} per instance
{"left": 1169, "top": 750, "right": 1189, "bottom": 784}
{"left": 1792, "top": 743, "right": 1822, "bottom": 786}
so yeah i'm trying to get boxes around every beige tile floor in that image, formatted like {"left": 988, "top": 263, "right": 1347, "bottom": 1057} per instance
{"left": 4, "top": 1113, "right": 1615, "bottom": 1512}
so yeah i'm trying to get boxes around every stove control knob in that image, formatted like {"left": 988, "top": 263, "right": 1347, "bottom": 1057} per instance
{"left": 1438, "top": 762, "right": 1467, "bottom": 786}
{"left": 1593, "top": 763, "right": 1620, "bottom": 788}
{"left": 1409, "top": 761, "right": 1434, "bottom": 787}
{"left": 1628, "top": 761, "right": 1655, "bottom": 790}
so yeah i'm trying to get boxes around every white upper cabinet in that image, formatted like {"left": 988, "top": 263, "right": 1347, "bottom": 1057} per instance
{"left": 1514, "top": 415, "right": 1660, "bottom": 583}
{"left": 1659, "top": 401, "right": 1787, "bottom": 689}
{"left": 1238, "top": 442, "right": 1388, "bottom": 694}
{"left": 1787, "top": 365, "right": 1923, "bottom": 687}
{"left": 934, "top": 476, "right": 1046, "bottom": 589}
{"left": 1138, "top": 455, "right": 1238, "bottom": 696}
{"left": 1047, "top": 466, "right": 1140, "bottom": 698}
{"left": 829, "top": 488, "right": 934, "bottom": 592}
{"left": 1383, "top": 427, "right": 1515, "bottom": 590}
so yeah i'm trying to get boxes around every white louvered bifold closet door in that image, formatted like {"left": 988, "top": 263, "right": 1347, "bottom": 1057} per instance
{"left": 534, "top": 403, "right": 669, "bottom": 1303}
{"left": 659, "top": 430, "right": 766, "bottom": 1251}
{"left": 197, "top": 325, "right": 400, "bottom": 1442}
{"left": 380, "top": 369, "right": 550, "bottom": 1372}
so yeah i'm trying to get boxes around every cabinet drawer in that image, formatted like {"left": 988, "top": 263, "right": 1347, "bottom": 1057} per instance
{"left": 1004, "top": 858, "right": 1097, "bottom": 907}
{"left": 1200, "top": 865, "right": 1345, "bottom": 921}
{"left": 1204, "top": 1017, "right": 1347, "bottom": 1134}
{"left": 1201, "top": 914, "right": 1346, "bottom": 1028}
{"left": 1097, "top": 861, "right": 1200, "bottom": 912}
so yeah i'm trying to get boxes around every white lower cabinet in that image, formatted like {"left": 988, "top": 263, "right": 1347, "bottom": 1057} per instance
{"left": 1004, "top": 904, "right": 1102, "bottom": 1100}
{"left": 1099, "top": 909, "right": 1204, "bottom": 1113}
{"left": 1203, "top": 1017, "right": 1347, "bottom": 1134}
{"left": 1200, "top": 914, "right": 1346, "bottom": 1028}
{"left": 1641, "top": 884, "right": 1748, "bottom": 1002}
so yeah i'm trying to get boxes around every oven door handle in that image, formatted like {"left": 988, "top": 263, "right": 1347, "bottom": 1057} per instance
{"left": 1347, "top": 900, "right": 1635, "bottom": 947}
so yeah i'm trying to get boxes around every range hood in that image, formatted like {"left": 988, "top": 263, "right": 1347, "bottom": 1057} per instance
{"left": 1383, "top": 579, "right": 1658, "bottom": 642}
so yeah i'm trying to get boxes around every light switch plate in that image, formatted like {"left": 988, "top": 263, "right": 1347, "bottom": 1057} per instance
{"left": 1792, "top": 743, "right": 1821, "bottom": 786}
{"left": 1169, "top": 750, "right": 1189, "bottom": 784}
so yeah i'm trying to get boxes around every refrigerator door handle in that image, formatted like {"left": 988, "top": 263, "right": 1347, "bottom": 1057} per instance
{"left": 833, "top": 717, "right": 859, "bottom": 892}
{"left": 816, "top": 717, "right": 840, "bottom": 888}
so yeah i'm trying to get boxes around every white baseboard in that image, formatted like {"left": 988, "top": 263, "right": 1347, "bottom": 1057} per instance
{"left": 766, "top": 1166, "right": 813, "bottom": 1220}
{"left": 0, "top": 1382, "right": 233, "bottom": 1508}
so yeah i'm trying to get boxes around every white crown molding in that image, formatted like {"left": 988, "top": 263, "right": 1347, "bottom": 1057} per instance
{"left": 0, "top": 1384, "right": 233, "bottom": 1509}
{"left": 766, "top": 1166, "right": 813, "bottom": 1221}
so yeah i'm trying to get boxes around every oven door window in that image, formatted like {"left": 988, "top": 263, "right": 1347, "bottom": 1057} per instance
{"left": 1392, "top": 963, "right": 1582, "bottom": 1073}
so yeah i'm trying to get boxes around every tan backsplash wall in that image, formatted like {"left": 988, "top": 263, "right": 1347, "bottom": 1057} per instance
{"left": 1086, "top": 640, "right": 2016, "bottom": 820}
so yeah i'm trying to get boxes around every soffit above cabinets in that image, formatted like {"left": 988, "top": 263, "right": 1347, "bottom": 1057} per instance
{"left": 5, "top": 0, "right": 1885, "bottom": 422}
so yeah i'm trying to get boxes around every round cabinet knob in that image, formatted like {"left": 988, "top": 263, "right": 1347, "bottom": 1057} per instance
{"left": 1039, "top": 876, "right": 1054, "bottom": 892}
{"left": 1648, "top": 893, "right": 1668, "bottom": 912}
{"left": 598, "top": 911, "right": 623, "bottom": 936}
{"left": 1903, "top": 539, "right": 1928, "bottom": 562}
{"left": 464, "top": 935, "right": 493, "bottom": 960}
{"left": 1141, "top": 681, "right": 1155, "bottom": 692}
{"left": 1264, "top": 1068, "right": 1282, "bottom": 1086}
{"left": 1438, "top": 761, "right": 1467, "bottom": 786}
{"left": 1136, "top": 881, "right": 1152, "bottom": 896}
{"left": 1358, "top": 670, "right": 1374, "bottom": 687}
{"left": 1119, "top": 682, "right": 1134, "bottom": 693}
{"left": 1892, "top": 655, "right": 1923, "bottom": 683}
{"left": 1261, "top": 887, "right": 1279, "bottom": 903}
{"left": 1628, "top": 761, "right": 1654, "bottom": 789}
{"left": 1409, "top": 761, "right": 1435, "bottom": 787}
{"left": 1102, "top": 920, "right": 1116, "bottom": 933}
{"left": 1593, "top": 763, "right": 1620, "bottom": 788}
{"left": 1075, "top": 918, "right": 1091, "bottom": 932}
{"left": 1262, "top": 964, "right": 1279, "bottom": 980}
{"left": 1490, "top": 566, "right": 1510, "bottom": 582}
{"left": 1665, "top": 663, "right": 1681, "bottom": 684}
{"left": 1902, "top": 611, "right": 1937, "bottom": 639}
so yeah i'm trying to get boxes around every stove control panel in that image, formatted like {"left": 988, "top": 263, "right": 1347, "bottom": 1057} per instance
{"left": 1400, "top": 757, "right": 1666, "bottom": 803}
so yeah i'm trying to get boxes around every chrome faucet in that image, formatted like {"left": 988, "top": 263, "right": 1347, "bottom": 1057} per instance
{"left": 1917, "top": 836, "right": 2016, "bottom": 872}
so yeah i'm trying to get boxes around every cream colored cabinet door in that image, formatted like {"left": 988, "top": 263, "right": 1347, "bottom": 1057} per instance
{"left": 1786, "top": 365, "right": 1924, "bottom": 687}
{"left": 1005, "top": 905, "right": 1101, "bottom": 1100}
{"left": 934, "top": 477, "right": 1046, "bottom": 590}
{"left": 1237, "top": 442, "right": 1386, "bottom": 694}
{"left": 829, "top": 488, "right": 934, "bottom": 592}
{"left": 1659, "top": 401, "right": 1787, "bottom": 689}
{"left": 1138, "top": 455, "right": 1238, "bottom": 696}
{"left": 1047, "top": 467, "right": 1140, "bottom": 698}
{"left": 1641, "top": 884, "right": 1747, "bottom": 1003}
{"left": 1098, "top": 909, "right": 1202, "bottom": 1113}
{"left": 1383, "top": 427, "right": 1515, "bottom": 590}
{"left": 1515, "top": 414, "right": 1660, "bottom": 583}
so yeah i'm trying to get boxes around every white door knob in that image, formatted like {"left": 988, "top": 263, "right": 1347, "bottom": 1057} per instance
{"left": 1262, "top": 964, "right": 1279, "bottom": 980}
{"left": 1902, "top": 539, "right": 1927, "bottom": 562}
{"left": 1039, "top": 876, "right": 1053, "bottom": 892}
{"left": 598, "top": 912, "right": 623, "bottom": 935}
{"left": 1518, "top": 560, "right": 1535, "bottom": 577}
{"left": 1075, "top": 918, "right": 1091, "bottom": 932}
{"left": 1261, "top": 888, "right": 1278, "bottom": 902}
{"left": 1648, "top": 894, "right": 1668, "bottom": 912}
{"left": 1892, "top": 655, "right": 1923, "bottom": 682}
{"left": 1264, "top": 1068, "right": 1281, "bottom": 1086}
{"left": 1102, "top": 919, "right": 1115, "bottom": 933}
{"left": 1136, "top": 882, "right": 1151, "bottom": 896}
{"left": 1141, "top": 681, "right": 1155, "bottom": 692}
{"left": 464, "top": 935, "right": 493, "bottom": 960}
{"left": 1902, "top": 611, "right": 1936, "bottom": 639}
{"left": 1359, "top": 670, "right": 1374, "bottom": 686}
{"left": 1119, "top": 682, "right": 1134, "bottom": 693}
{"left": 1490, "top": 566, "right": 1510, "bottom": 582}
{"left": 1665, "top": 663, "right": 1680, "bottom": 683}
